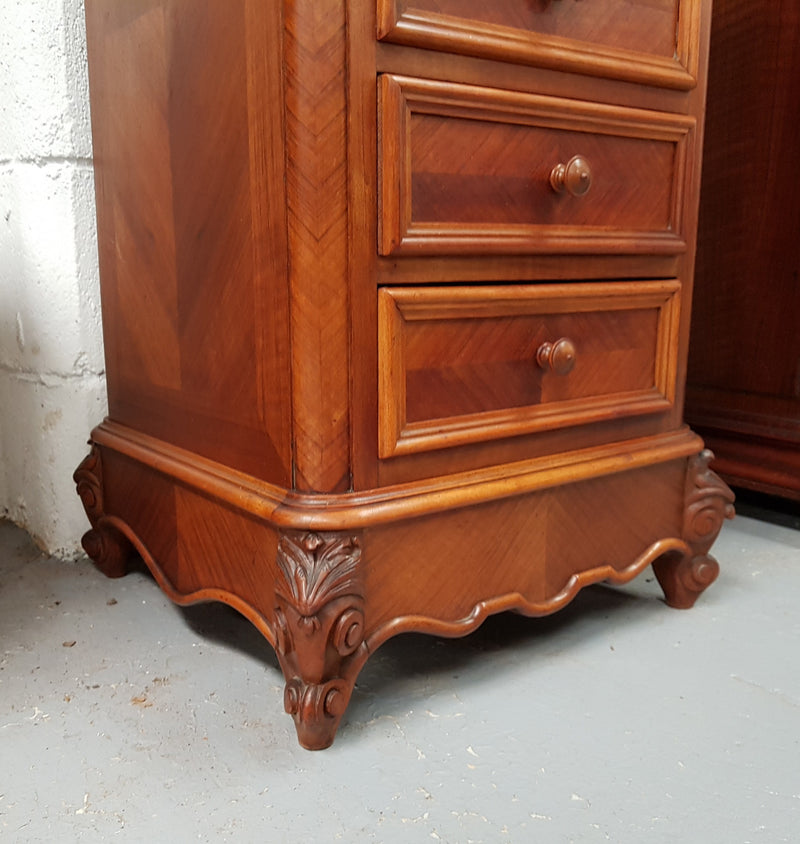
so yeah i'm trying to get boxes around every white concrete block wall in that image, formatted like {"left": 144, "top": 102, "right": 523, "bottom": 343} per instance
{"left": 1, "top": 0, "right": 106, "bottom": 556}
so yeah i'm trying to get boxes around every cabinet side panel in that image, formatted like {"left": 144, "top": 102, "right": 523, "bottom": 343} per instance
{"left": 85, "top": 0, "right": 292, "bottom": 485}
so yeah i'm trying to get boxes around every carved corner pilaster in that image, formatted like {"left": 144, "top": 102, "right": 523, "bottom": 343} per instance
{"left": 73, "top": 445, "right": 132, "bottom": 578}
{"left": 654, "top": 449, "right": 736, "bottom": 609}
{"left": 272, "top": 530, "right": 366, "bottom": 750}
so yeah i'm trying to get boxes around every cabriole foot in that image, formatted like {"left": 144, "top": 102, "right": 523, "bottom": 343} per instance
{"left": 80, "top": 524, "right": 133, "bottom": 579}
{"left": 272, "top": 530, "right": 366, "bottom": 750}
{"left": 653, "top": 551, "right": 720, "bottom": 609}
{"left": 656, "top": 449, "right": 734, "bottom": 608}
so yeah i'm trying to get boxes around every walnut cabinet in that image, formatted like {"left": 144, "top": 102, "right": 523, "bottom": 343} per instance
{"left": 686, "top": 0, "right": 800, "bottom": 500}
{"left": 76, "top": 0, "right": 733, "bottom": 749}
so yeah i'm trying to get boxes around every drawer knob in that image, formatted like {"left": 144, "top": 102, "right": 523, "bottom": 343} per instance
{"left": 549, "top": 155, "right": 592, "bottom": 197}
{"left": 537, "top": 338, "right": 577, "bottom": 376}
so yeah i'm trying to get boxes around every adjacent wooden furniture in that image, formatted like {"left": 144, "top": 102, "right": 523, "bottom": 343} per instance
{"left": 686, "top": 0, "right": 800, "bottom": 499}
{"left": 76, "top": 0, "right": 733, "bottom": 749}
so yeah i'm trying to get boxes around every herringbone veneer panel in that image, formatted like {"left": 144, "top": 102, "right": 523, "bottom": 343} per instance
{"left": 285, "top": 0, "right": 351, "bottom": 493}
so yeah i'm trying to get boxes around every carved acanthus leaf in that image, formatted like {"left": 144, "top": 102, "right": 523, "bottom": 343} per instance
{"left": 276, "top": 531, "right": 362, "bottom": 617}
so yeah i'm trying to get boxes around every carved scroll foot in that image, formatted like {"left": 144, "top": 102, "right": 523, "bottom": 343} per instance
{"left": 73, "top": 445, "right": 133, "bottom": 578}
{"left": 80, "top": 524, "right": 133, "bottom": 579}
{"left": 654, "top": 449, "right": 735, "bottom": 609}
{"left": 653, "top": 551, "right": 720, "bottom": 610}
{"left": 273, "top": 530, "right": 367, "bottom": 750}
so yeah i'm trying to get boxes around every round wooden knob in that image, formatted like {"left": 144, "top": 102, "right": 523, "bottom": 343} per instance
{"left": 536, "top": 338, "right": 577, "bottom": 375}
{"left": 549, "top": 155, "right": 592, "bottom": 197}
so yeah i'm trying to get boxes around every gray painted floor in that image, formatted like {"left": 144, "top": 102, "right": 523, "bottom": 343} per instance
{"left": 1, "top": 499, "right": 798, "bottom": 843}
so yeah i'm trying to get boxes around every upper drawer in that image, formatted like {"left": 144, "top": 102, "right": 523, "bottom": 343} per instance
{"left": 378, "top": 75, "right": 695, "bottom": 257}
{"left": 378, "top": 280, "right": 681, "bottom": 458}
{"left": 377, "top": 0, "right": 702, "bottom": 90}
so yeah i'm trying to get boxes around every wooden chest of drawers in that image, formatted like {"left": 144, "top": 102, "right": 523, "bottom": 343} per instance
{"left": 76, "top": 0, "right": 733, "bottom": 749}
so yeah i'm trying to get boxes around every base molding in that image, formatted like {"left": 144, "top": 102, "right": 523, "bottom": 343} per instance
{"left": 74, "top": 426, "right": 733, "bottom": 748}
{"left": 89, "top": 419, "right": 705, "bottom": 527}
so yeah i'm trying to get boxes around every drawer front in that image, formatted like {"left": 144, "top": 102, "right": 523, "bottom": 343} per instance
{"left": 379, "top": 75, "right": 695, "bottom": 257}
{"left": 378, "top": 281, "right": 680, "bottom": 458}
{"left": 377, "top": 0, "right": 701, "bottom": 90}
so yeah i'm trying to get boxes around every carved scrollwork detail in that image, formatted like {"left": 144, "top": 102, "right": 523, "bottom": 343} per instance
{"left": 331, "top": 606, "right": 366, "bottom": 657}
{"left": 74, "top": 446, "right": 104, "bottom": 527}
{"left": 654, "top": 449, "right": 735, "bottom": 609}
{"left": 73, "top": 445, "right": 131, "bottom": 578}
{"left": 683, "top": 449, "right": 736, "bottom": 553}
{"left": 273, "top": 530, "right": 366, "bottom": 750}
{"left": 284, "top": 677, "right": 349, "bottom": 724}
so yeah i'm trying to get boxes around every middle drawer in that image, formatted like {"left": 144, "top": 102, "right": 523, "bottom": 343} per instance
{"left": 378, "top": 280, "right": 681, "bottom": 458}
{"left": 378, "top": 75, "right": 695, "bottom": 257}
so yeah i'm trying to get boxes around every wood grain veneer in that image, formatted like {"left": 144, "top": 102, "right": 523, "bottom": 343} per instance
{"left": 686, "top": 0, "right": 800, "bottom": 500}
{"left": 378, "top": 281, "right": 680, "bottom": 457}
{"left": 377, "top": 0, "right": 700, "bottom": 89}
{"left": 76, "top": 0, "right": 730, "bottom": 750}
{"left": 378, "top": 75, "right": 694, "bottom": 256}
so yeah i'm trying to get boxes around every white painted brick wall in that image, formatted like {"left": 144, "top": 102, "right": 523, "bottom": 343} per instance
{"left": 1, "top": 0, "right": 106, "bottom": 557}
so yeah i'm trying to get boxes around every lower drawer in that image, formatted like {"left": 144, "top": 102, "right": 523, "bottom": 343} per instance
{"left": 378, "top": 280, "right": 681, "bottom": 457}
